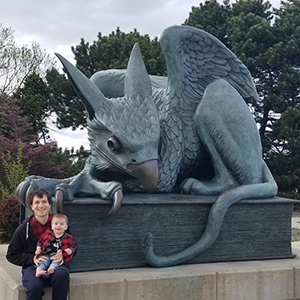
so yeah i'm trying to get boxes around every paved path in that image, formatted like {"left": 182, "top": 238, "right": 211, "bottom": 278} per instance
{"left": 292, "top": 216, "right": 300, "bottom": 229}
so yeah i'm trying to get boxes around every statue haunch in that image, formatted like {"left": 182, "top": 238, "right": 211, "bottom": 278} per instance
{"left": 16, "top": 25, "right": 277, "bottom": 267}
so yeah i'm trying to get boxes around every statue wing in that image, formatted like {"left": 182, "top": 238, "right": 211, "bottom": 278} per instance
{"left": 160, "top": 25, "right": 259, "bottom": 114}
{"left": 90, "top": 69, "right": 167, "bottom": 98}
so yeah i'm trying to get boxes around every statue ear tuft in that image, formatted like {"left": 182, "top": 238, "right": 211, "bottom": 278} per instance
{"left": 55, "top": 53, "right": 111, "bottom": 120}
{"left": 124, "top": 43, "right": 152, "bottom": 100}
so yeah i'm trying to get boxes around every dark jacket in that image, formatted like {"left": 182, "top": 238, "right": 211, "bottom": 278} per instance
{"left": 6, "top": 216, "right": 73, "bottom": 270}
{"left": 6, "top": 216, "right": 38, "bottom": 269}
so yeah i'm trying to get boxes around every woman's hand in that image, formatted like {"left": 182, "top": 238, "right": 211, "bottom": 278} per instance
{"left": 50, "top": 249, "right": 63, "bottom": 266}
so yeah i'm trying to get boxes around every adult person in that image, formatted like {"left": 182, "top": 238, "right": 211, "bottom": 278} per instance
{"left": 6, "top": 189, "right": 71, "bottom": 300}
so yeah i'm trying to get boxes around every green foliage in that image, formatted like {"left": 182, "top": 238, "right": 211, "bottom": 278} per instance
{"left": 0, "top": 141, "right": 30, "bottom": 200}
{"left": 13, "top": 73, "right": 51, "bottom": 140}
{"left": 72, "top": 27, "right": 166, "bottom": 78}
{"left": 45, "top": 68, "right": 86, "bottom": 129}
{"left": 268, "top": 107, "right": 300, "bottom": 199}
{"left": 184, "top": 0, "right": 231, "bottom": 44}
{"left": 53, "top": 146, "right": 90, "bottom": 177}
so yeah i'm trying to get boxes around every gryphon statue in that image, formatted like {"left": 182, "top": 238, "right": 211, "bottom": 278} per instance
{"left": 16, "top": 25, "right": 278, "bottom": 267}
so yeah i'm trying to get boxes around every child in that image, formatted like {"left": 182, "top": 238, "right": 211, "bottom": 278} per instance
{"left": 35, "top": 213, "right": 76, "bottom": 277}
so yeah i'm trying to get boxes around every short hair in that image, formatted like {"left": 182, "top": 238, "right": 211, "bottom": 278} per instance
{"left": 52, "top": 213, "right": 68, "bottom": 225}
{"left": 27, "top": 189, "right": 51, "bottom": 206}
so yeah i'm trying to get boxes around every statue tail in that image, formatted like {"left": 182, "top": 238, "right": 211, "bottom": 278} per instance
{"left": 141, "top": 161, "right": 277, "bottom": 267}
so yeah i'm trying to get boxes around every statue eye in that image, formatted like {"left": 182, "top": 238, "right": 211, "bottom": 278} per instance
{"left": 107, "top": 136, "right": 121, "bottom": 152}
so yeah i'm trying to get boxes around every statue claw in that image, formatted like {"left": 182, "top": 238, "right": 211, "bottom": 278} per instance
{"left": 15, "top": 179, "right": 31, "bottom": 207}
{"left": 15, "top": 179, "right": 37, "bottom": 210}
{"left": 55, "top": 189, "right": 64, "bottom": 213}
{"left": 25, "top": 184, "right": 36, "bottom": 210}
{"left": 107, "top": 189, "right": 123, "bottom": 217}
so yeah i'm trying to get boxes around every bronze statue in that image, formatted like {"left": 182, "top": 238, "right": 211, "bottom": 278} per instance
{"left": 16, "top": 25, "right": 277, "bottom": 267}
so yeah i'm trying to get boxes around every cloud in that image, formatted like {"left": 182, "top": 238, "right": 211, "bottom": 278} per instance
{"left": 49, "top": 125, "right": 89, "bottom": 150}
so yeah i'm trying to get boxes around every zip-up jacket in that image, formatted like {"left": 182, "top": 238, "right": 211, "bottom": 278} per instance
{"left": 6, "top": 216, "right": 73, "bottom": 270}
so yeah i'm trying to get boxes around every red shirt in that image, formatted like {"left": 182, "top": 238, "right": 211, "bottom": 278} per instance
{"left": 30, "top": 214, "right": 52, "bottom": 240}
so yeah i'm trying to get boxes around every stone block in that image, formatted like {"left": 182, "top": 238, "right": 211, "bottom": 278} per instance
{"left": 125, "top": 273, "right": 216, "bottom": 300}
{"left": 61, "top": 194, "right": 296, "bottom": 272}
{"left": 216, "top": 265, "right": 294, "bottom": 300}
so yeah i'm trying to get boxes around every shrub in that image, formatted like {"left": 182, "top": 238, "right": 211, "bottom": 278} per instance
{"left": 0, "top": 196, "right": 20, "bottom": 243}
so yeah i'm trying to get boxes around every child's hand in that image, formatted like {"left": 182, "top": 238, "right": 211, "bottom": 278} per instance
{"left": 35, "top": 248, "right": 41, "bottom": 256}
{"left": 64, "top": 248, "right": 72, "bottom": 255}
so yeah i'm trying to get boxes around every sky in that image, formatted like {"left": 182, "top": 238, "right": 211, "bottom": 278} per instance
{"left": 0, "top": 0, "right": 281, "bottom": 149}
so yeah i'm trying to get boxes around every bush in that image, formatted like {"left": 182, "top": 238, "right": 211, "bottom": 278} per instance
{"left": 0, "top": 196, "right": 20, "bottom": 243}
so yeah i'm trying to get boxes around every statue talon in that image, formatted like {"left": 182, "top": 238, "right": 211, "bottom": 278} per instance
{"left": 107, "top": 188, "right": 123, "bottom": 217}
{"left": 15, "top": 179, "right": 31, "bottom": 208}
{"left": 16, "top": 176, "right": 42, "bottom": 209}
{"left": 25, "top": 184, "right": 36, "bottom": 210}
{"left": 55, "top": 189, "right": 64, "bottom": 213}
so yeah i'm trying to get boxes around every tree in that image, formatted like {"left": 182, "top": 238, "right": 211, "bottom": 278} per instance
{"left": 267, "top": 108, "right": 300, "bottom": 199}
{"left": 13, "top": 68, "right": 86, "bottom": 138}
{"left": 14, "top": 73, "right": 51, "bottom": 141}
{"left": 53, "top": 146, "right": 90, "bottom": 178}
{"left": 72, "top": 27, "right": 166, "bottom": 78}
{"left": 0, "top": 98, "right": 64, "bottom": 182}
{"left": 0, "top": 142, "right": 30, "bottom": 200}
{"left": 45, "top": 68, "right": 86, "bottom": 129}
{"left": 184, "top": 0, "right": 231, "bottom": 45}
{"left": 0, "top": 24, "right": 54, "bottom": 97}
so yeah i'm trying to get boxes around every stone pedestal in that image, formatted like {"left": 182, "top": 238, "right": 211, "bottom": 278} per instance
{"left": 57, "top": 194, "right": 297, "bottom": 272}
{"left": 2, "top": 244, "right": 300, "bottom": 300}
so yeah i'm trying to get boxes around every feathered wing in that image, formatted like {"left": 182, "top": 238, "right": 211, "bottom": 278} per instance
{"left": 90, "top": 69, "right": 168, "bottom": 98}
{"left": 160, "top": 25, "right": 259, "bottom": 115}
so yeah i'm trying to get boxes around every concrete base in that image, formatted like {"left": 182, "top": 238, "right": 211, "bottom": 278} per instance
{"left": 2, "top": 244, "right": 300, "bottom": 300}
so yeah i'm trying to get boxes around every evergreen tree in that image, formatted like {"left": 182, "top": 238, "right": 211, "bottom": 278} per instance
{"left": 72, "top": 27, "right": 166, "bottom": 78}
{"left": 14, "top": 73, "right": 51, "bottom": 141}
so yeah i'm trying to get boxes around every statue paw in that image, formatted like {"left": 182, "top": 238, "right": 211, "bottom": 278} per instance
{"left": 180, "top": 177, "right": 236, "bottom": 196}
{"left": 180, "top": 178, "right": 199, "bottom": 194}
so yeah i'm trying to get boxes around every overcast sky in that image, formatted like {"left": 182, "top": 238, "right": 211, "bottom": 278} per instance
{"left": 1, "top": 0, "right": 209, "bottom": 63}
{"left": 0, "top": 0, "right": 281, "bottom": 149}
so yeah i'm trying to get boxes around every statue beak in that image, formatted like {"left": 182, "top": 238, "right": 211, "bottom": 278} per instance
{"left": 127, "top": 159, "right": 159, "bottom": 192}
